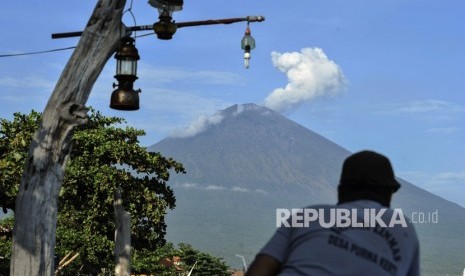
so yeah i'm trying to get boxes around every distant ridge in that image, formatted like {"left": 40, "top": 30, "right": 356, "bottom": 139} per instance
{"left": 150, "top": 103, "right": 465, "bottom": 275}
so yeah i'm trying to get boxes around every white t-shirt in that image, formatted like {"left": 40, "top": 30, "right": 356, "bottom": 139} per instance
{"left": 259, "top": 200, "right": 420, "bottom": 276}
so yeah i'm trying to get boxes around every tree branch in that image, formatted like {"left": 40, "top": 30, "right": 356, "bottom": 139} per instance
{"left": 10, "top": 1, "right": 127, "bottom": 275}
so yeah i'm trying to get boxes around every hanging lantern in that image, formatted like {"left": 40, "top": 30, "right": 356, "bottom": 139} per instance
{"left": 152, "top": 12, "right": 178, "bottom": 40}
{"left": 241, "top": 24, "right": 256, "bottom": 69}
{"left": 149, "top": 0, "right": 183, "bottom": 40}
{"left": 110, "top": 37, "right": 141, "bottom": 110}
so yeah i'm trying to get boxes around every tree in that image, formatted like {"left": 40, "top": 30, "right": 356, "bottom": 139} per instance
{"left": 0, "top": 110, "right": 185, "bottom": 275}
{"left": 10, "top": 0, "right": 128, "bottom": 274}
{"left": 0, "top": 112, "right": 38, "bottom": 212}
{"left": 0, "top": 216, "right": 13, "bottom": 275}
{"left": 176, "top": 243, "right": 231, "bottom": 275}
{"left": 131, "top": 243, "right": 231, "bottom": 276}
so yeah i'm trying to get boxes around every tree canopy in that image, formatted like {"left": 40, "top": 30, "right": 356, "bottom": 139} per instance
{"left": 0, "top": 110, "right": 231, "bottom": 275}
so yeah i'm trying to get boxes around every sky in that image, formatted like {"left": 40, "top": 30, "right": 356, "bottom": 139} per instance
{"left": 1, "top": 0, "right": 464, "bottom": 207}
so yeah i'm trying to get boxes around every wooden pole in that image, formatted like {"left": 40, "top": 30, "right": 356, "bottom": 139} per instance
{"left": 114, "top": 187, "right": 131, "bottom": 276}
{"left": 10, "top": 0, "right": 128, "bottom": 275}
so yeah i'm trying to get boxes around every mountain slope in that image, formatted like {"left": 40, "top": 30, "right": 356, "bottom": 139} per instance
{"left": 149, "top": 103, "right": 465, "bottom": 275}
{"left": 154, "top": 104, "right": 348, "bottom": 201}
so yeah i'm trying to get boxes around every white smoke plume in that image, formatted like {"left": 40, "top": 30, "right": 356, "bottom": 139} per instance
{"left": 264, "top": 47, "right": 346, "bottom": 112}
{"left": 171, "top": 112, "right": 224, "bottom": 138}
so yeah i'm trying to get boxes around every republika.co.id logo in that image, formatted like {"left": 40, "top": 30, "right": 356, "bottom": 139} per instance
{"left": 409, "top": 210, "right": 438, "bottom": 224}
{"left": 276, "top": 208, "right": 438, "bottom": 228}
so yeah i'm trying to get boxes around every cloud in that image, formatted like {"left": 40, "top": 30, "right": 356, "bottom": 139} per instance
{"left": 378, "top": 100, "right": 464, "bottom": 115}
{"left": 264, "top": 48, "right": 346, "bottom": 112}
{"left": 232, "top": 187, "right": 249, "bottom": 193}
{"left": 175, "top": 183, "right": 268, "bottom": 195}
{"left": 179, "top": 183, "right": 199, "bottom": 189}
{"left": 170, "top": 112, "right": 224, "bottom": 138}
{"left": 376, "top": 100, "right": 465, "bottom": 126}
{"left": 396, "top": 100, "right": 460, "bottom": 113}
{"left": 205, "top": 185, "right": 227, "bottom": 191}
{"left": 426, "top": 127, "right": 461, "bottom": 134}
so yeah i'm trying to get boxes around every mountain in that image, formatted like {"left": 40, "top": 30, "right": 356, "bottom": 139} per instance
{"left": 149, "top": 103, "right": 465, "bottom": 275}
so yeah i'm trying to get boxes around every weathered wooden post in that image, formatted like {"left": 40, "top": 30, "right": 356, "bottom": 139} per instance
{"left": 10, "top": 0, "right": 127, "bottom": 274}
{"left": 114, "top": 187, "right": 131, "bottom": 276}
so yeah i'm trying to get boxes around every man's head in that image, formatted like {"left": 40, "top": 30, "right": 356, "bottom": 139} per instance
{"left": 337, "top": 150, "right": 401, "bottom": 207}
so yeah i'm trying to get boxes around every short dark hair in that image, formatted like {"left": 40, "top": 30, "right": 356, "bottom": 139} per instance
{"left": 339, "top": 151, "right": 401, "bottom": 190}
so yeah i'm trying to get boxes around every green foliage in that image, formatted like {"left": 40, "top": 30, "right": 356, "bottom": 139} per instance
{"left": 0, "top": 110, "right": 190, "bottom": 275}
{"left": 0, "top": 216, "right": 13, "bottom": 275}
{"left": 131, "top": 245, "right": 178, "bottom": 275}
{"left": 131, "top": 243, "right": 231, "bottom": 276}
{"left": 0, "top": 111, "right": 40, "bottom": 212}
{"left": 176, "top": 243, "right": 231, "bottom": 276}
{"left": 0, "top": 217, "right": 13, "bottom": 258}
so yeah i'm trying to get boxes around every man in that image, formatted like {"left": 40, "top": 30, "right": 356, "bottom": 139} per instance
{"left": 246, "top": 151, "right": 420, "bottom": 276}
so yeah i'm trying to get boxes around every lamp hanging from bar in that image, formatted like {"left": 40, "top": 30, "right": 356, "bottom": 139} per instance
{"left": 149, "top": 0, "right": 183, "bottom": 39}
{"left": 241, "top": 23, "right": 256, "bottom": 69}
{"left": 110, "top": 37, "right": 141, "bottom": 110}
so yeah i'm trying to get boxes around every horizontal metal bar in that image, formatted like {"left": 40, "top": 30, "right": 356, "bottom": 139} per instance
{"left": 51, "top": 31, "right": 84, "bottom": 39}
{"left": 128, "top": 25, "right": 153, "bottom": 32}
{"left": 176, "top": 16, "right": 265, "bottom": 28}
{"left": 51, "top": 16, "right": 265, "bottom": 39}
